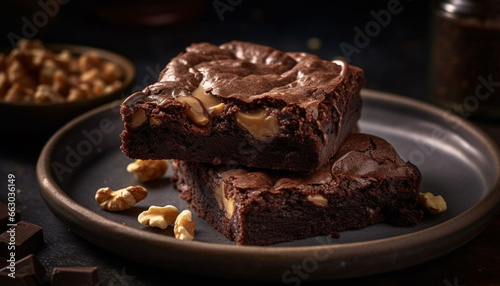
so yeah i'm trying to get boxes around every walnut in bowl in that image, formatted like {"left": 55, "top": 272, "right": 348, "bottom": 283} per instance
{"left": 0, "top": 39, "right": 136, "bottom": 133}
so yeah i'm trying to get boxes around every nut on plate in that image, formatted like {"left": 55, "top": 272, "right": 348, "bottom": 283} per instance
{"left": 174, "top": 210, "right": 196, "bottom": 241}
{"left": 419, "top": 192, "right": 447, "bottom": 215}
{"left": 138, "top": 205, "right": 180, "bottom": 229}
{"left": 95, "top": 186, "right": 147, "bottom": 211}
{"left": 127, "top": 159, "right": 169, "bottom": 182}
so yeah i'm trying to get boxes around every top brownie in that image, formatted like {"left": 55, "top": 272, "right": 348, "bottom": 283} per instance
{"left": 120, "top": 41, "right": 365, "bottom": 171}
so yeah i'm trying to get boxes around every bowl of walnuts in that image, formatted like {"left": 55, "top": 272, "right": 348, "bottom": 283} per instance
{"left": 0, "top": 38, "right": 136, "bottom": 134}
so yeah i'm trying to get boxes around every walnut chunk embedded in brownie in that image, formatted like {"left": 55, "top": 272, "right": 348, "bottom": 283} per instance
{"left": 120, "top": 41, "right": 364, "bottom": 172}
{"left": 172, "top": 133, "right": 423, "bottom": 246}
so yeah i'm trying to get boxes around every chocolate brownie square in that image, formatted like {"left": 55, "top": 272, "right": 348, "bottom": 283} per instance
{"left": 120, "top": 41, "right": 364, "bottom": 171}
{"left": 172, "top": 133, "right": 423, "bottom": 246}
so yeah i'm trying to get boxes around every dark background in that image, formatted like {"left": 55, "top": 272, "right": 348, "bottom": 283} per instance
{"left": 1, "top": 0, "right": 499, "bottom": 285}
{"left": 1, "top": 0, "right": 432, "bottom": 100}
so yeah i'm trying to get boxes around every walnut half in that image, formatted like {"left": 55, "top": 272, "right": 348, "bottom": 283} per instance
{"left": 95, "top": 186, "right": 147, "bottom": 211}
{"left": 126, "top": 159, "right": 169, "bottom": 182}
{"left": 174, "top": 210, "right": 196, "bottom": 241}
{"left": 138, "top": 205, "right": 179, "bottom": 229}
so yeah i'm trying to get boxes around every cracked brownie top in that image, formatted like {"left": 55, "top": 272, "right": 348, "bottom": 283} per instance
{"left": 216, "top": 133, "right": 418, "bottom": 191}
{"left": 125, "top": 41, "right": 364, "bottom": 109}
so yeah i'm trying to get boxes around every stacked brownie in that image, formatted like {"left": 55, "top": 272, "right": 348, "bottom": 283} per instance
{"left": 120, "top": 41, "right": 423, "bottom": 246}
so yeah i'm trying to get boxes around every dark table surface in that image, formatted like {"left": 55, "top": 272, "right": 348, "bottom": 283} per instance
{"left": 1, "top": 1, "right": 499, "bottom": 285}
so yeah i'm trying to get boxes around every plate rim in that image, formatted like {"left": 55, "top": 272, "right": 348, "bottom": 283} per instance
{"left": 36, "top": 89, "right": 500, "bottom": 281}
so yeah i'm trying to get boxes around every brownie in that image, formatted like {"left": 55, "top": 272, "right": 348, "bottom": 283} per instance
{"left": 120, "top": 41, "right": 364, "bottom": 171}
{"left": 172, "top": 133, "right": 423, "bottom": 246}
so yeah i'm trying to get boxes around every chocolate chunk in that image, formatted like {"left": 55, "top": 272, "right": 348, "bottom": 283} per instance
{"left": 51, "top": 266, "right": 98, "bottom": 286}
{"left": 0, "top": 221, "right": 43, "bottom": 259}
{"left": 0, "top": 254, "right": 46, "bottom": 285}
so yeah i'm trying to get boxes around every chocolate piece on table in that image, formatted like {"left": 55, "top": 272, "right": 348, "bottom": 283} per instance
{"left": 0, "top": 221, "right": 43, "bottom": 259}
{"left": 0, "top": 202, "right": 21, "bottom": 233}
{"left": 172, "top": 133, "right": 424, "bottom": 246}
{"left": 0, "top": 254, "right": 46, "bottom": 286}
{"left": 51, "top": 266, "right": 99, "bottom": 286}
{"left": 120, "top": 41, "right": 364, "bottom": 172}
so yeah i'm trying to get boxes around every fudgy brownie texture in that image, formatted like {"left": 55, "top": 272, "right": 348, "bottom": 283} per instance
{"left": 172, "top": 133, "right": 424, "bottom": 246}
{"left": 120, "top": 41, "right": 364, "bottom": 172}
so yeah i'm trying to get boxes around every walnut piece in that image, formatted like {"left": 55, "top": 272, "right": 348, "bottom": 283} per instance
{"left": 214, "top": 181, "right": 235, "bottom": 219}
{"left": 95, "top": 186, "right": 147, "bottom": 211}
{"left": 33, "top": 84, "right": 64, "bottom": 104}
{"left": 192, "top": 84, "right": 225, "bottom": 115}
{"left": 306, "top": 194, "right": 328, "bottom": 206}
{"left": 177, "top": 96, "right": 209, "bottom": 126}
{"left": 174, "top": 210, "right": 196, "bottom": 241}
{"left": 419, "top": 192, "right": 447, "bottom": 215}
{"left": 130, "top": 109, "right": 147, "bottom": 128}
{"left": 126, "top": 159, "right": 169, "bottom": 182}
{"left": 235, "top": 108, "right": 280, "bottom": 141}
{"left": 78, "top": 51, "right": 101, "bottom": 73}
{"left": 138, "top": 205, "right": 179, "bottom": 229}
{"left": 3, "top": 83, "right": 33, "bottom": 103}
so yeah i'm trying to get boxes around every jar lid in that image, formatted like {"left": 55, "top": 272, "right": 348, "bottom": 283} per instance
{"left": 439, "top": 0, "right": 500, "bottom": 17}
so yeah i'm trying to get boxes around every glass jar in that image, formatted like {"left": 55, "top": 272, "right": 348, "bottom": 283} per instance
{"left": 430, "top": 0, "right": 500, "bottom": 120}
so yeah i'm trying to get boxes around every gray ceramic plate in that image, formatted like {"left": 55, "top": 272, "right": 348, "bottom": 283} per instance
{"left": 37, "top": 89, "right": 500, "bottom": 282}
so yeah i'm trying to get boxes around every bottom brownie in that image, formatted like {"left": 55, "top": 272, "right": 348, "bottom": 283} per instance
{"left": 172, "top": 133, "right": 424, "bottom": 246}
